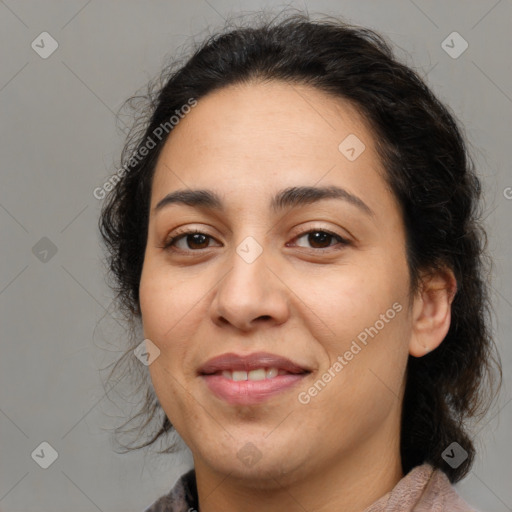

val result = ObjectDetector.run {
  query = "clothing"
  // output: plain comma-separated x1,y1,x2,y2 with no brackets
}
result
143,462,479,512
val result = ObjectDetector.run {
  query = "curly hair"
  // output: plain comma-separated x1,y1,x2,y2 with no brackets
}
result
98,10,502,483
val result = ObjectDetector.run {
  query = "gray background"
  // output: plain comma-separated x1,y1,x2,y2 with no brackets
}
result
1,1,511,511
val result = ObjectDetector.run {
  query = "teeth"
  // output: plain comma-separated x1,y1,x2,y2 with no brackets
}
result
266,367,278,378
248,368,266,381
220,367,283,381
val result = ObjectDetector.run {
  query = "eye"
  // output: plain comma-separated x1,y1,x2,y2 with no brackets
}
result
162,229,217,251
162,227,349,253
290,229,349,251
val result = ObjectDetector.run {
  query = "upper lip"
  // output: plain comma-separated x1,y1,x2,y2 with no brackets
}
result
198,351,311,375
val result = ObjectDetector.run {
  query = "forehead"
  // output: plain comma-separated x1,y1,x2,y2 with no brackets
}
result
150,80,392,218
158,80,374,160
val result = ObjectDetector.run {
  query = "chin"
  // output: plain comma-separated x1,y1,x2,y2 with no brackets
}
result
199,438,309,485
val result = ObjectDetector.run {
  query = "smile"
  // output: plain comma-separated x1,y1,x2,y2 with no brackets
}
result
217,368,290,381
201,371,310,405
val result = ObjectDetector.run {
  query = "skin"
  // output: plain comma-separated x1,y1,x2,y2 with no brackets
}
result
139,80,456,512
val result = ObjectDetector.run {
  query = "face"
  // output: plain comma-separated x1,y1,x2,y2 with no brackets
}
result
139,81,415,485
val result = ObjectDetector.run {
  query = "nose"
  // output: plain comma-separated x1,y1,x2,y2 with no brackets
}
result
210,241,290,332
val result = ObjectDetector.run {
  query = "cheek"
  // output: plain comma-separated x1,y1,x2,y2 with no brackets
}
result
139,257,197,341
138,257,213,393
140,262,202,433
301,310,410,447
289,257,405,338
291,254,410,398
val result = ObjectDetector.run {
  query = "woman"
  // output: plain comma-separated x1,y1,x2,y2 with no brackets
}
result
99,12,502,512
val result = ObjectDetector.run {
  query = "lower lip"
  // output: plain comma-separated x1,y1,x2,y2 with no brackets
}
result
200,373,309,405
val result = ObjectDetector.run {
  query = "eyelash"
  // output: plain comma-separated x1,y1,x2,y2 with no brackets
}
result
161,227,350,253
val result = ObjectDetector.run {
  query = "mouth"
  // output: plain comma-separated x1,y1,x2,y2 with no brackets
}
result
198,352,312,405
200,371,311,405
198,351,311,376
203,367,309,381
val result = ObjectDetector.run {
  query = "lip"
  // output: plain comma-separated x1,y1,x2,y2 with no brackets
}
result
198,351,312,406
201,373,309,405
198,351,310,375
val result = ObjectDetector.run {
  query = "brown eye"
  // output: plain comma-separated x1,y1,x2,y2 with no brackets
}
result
163,230,216,251
292,229,349,250
181,233,211,250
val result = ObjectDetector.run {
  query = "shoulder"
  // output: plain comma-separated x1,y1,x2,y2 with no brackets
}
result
426,466,481,512
364,463,482,512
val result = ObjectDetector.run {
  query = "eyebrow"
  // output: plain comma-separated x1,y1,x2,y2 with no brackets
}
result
154,185,374,216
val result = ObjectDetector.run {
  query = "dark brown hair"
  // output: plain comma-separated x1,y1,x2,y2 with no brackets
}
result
98,11,502,483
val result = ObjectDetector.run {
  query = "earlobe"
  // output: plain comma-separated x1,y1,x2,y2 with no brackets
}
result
409,268,457,358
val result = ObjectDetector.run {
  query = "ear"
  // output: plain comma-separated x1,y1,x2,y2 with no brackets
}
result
409,267,457,358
